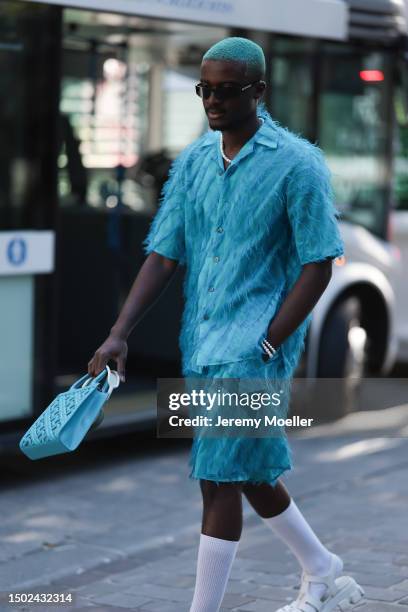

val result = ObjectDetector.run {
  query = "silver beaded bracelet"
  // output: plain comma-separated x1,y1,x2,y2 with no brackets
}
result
261,338,278,359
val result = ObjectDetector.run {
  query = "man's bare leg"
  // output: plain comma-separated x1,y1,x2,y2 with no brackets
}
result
243,479,291,517
200,480,244,540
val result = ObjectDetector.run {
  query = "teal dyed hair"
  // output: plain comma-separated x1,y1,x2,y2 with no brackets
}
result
202,37,265,78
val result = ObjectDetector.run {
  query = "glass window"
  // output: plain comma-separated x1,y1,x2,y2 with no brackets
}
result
318,45,391,239
393,85,408,211
0,2,60,229
59,10,226,213
270,37,316,143
162,67,205,151
270,37,392,240
59,25,151,211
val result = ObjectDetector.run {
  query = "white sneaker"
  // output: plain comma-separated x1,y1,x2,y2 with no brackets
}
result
275,554,365,612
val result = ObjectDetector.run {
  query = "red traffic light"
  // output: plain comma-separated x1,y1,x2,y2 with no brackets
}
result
359,70,384,82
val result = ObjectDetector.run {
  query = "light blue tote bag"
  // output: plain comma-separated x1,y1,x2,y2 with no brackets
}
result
19,365,120,460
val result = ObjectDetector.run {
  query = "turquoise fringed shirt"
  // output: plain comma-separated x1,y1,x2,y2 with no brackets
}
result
143,104,345,376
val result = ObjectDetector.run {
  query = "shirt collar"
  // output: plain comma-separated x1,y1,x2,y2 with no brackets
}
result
255,117,279,149
199,114,279,151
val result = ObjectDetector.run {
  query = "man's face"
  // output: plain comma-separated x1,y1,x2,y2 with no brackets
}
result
199,59,264,131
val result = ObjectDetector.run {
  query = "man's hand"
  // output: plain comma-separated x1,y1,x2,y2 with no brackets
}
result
88,334,128,382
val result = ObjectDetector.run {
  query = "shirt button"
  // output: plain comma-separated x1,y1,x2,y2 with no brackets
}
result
218,169,223,176
203,314,210,321
213,256,220,263
208,287,215,293
216,227,224,233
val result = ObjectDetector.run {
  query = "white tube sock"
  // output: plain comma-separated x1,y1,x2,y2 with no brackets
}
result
261,498,332,574
189,533,239,612
261,498,342,607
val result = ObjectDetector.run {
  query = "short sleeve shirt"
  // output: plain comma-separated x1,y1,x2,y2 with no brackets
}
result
142,105,345,377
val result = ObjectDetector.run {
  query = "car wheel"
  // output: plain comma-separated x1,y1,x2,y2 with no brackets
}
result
315,296,369,419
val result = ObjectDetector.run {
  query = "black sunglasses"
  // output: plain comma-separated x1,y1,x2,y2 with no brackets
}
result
195,80,264,101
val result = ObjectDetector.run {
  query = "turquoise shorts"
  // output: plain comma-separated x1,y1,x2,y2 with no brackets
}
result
183,355,294,486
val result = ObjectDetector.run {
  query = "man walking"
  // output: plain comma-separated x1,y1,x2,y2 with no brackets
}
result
88,37,364,612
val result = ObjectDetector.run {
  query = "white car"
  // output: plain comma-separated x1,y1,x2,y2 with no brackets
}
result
390,209,408,363
295,219,401,417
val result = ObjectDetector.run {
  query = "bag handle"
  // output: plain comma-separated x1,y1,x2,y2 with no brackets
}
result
101,365,121,399
70,368,106,391
81,365,120,399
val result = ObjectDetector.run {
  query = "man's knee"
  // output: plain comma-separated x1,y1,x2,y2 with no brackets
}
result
200,479,244,501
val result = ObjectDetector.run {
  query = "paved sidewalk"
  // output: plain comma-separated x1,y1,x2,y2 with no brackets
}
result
1,405,408,612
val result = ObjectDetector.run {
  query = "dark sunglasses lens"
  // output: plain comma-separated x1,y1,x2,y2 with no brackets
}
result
196,85,211,99
216,86,240,100
195,84,241,100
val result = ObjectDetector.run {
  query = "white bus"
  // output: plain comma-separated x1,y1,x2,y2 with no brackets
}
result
0,0,406,444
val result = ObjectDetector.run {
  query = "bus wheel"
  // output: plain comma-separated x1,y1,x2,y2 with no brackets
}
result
316,296,368,419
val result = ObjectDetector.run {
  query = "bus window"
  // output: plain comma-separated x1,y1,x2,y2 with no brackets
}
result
318,45,391,240
270,37,316,143
270,37,392,241
59,11,225,214
59,18,151,213
394,85,408,211
0,2,60,230
162,67,205,152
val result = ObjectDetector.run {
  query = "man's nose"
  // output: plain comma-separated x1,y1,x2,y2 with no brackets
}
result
206,91,223,107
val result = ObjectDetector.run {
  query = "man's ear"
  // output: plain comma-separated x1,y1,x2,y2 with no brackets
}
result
254,80,266,100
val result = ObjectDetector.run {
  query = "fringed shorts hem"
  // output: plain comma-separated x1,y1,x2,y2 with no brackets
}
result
188,464,292,487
